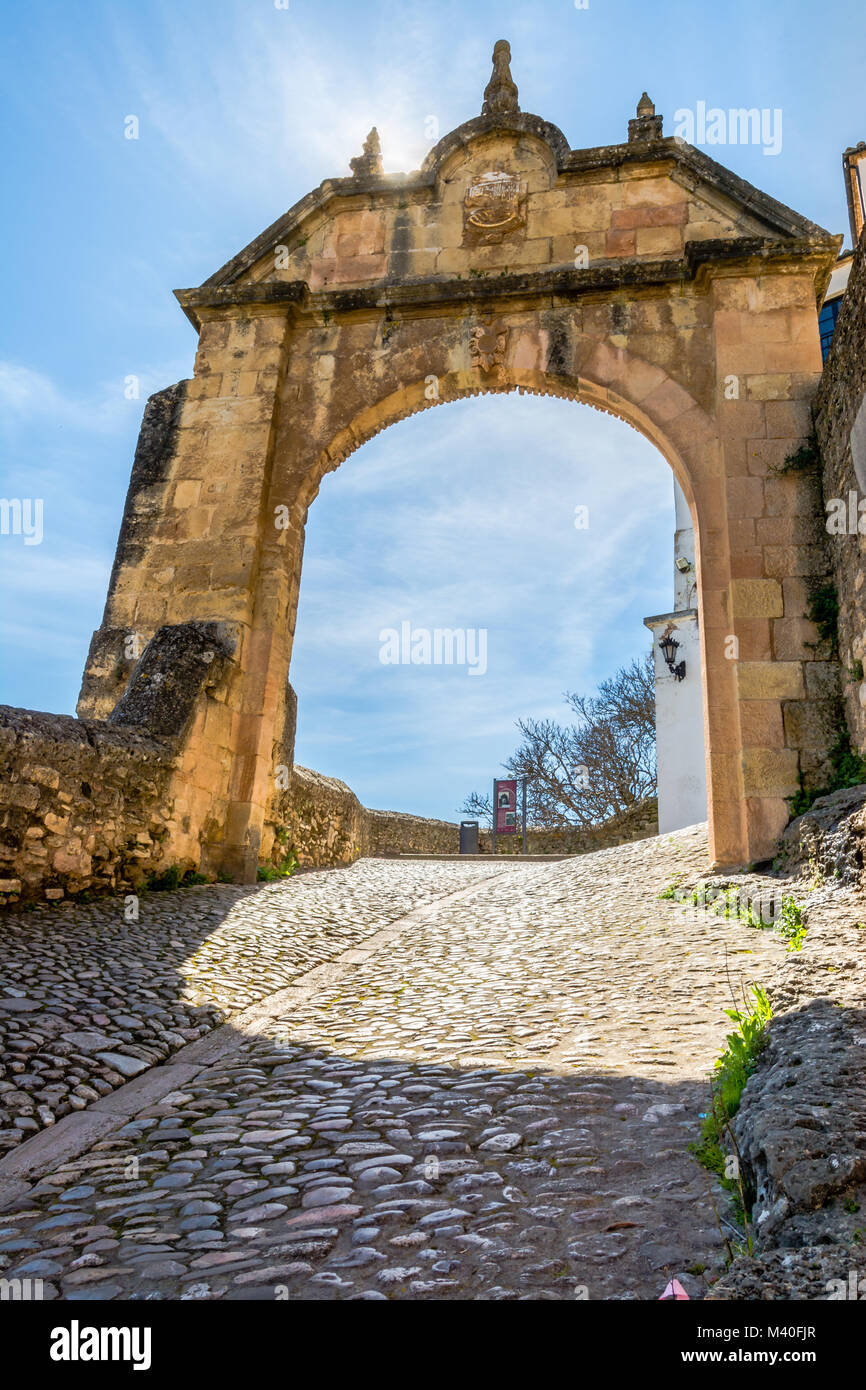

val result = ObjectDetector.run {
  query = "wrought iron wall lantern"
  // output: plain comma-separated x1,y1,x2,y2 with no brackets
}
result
659,631,686,681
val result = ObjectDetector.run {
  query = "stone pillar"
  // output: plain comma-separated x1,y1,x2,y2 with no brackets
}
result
78,303,297,881
710,263,833,863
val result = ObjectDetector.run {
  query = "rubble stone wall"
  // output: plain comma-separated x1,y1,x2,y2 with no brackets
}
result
478,798,659,855
815,230,866,753
0,706,177,906
364,808,460,857
269,771,659,867
274,766,366,869
1,714,660,906
0,620,239,906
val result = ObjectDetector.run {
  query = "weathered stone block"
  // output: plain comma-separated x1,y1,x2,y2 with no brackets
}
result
741,748,800,797
772,617,819,660
739,701,785,749
782,699,840,751
730,578,783,619
109,622,236,739
804,662,842,701
737,661,805,700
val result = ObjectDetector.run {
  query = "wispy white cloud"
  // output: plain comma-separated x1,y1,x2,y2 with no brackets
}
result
0,359,189,437
0,551,109,597
102,2,447,203
0,357,188,711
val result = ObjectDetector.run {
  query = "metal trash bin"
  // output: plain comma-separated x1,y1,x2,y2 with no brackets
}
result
459,821,479,855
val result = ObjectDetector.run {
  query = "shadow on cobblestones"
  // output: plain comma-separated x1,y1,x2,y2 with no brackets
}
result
1,1033,730,1302
0,862,507,1155
2,833,806,1300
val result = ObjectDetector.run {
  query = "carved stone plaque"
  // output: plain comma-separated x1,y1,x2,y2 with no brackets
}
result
470,320,509,372
463,170,526,247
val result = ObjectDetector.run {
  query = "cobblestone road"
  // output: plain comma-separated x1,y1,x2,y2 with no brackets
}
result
0,830,796,1301
0,862,504,1154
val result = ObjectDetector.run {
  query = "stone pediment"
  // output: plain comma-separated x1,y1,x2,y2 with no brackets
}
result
180,47,838,321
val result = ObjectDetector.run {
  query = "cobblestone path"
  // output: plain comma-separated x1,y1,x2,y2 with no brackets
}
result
0,861,504,1154
0,829,793,1301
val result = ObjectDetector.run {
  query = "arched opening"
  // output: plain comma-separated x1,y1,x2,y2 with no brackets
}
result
289,388,709,839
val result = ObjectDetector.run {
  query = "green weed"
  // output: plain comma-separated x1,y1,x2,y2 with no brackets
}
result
691,982,773,1248
257,850,300,882
778,895,807,952
144,865,208,892
658,879,682,900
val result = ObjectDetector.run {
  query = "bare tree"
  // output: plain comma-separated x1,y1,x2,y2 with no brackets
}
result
460,652,656,829
459,790,493,827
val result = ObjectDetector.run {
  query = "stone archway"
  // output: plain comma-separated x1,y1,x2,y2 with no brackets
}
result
78,42,840,878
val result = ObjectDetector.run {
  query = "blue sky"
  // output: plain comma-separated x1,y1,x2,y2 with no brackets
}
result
1,0,864,818
292,395,671,814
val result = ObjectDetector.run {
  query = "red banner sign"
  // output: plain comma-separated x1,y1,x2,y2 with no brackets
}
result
494,778,518,834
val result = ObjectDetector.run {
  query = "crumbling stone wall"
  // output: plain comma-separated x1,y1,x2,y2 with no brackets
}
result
815,230,866,752
77,382,189,723
268,770,460,866
275,765,366,868
0,707,176,905
0,621,239,905
2,692,658,902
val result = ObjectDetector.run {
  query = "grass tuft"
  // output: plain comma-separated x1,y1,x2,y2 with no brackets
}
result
691,982,772,1249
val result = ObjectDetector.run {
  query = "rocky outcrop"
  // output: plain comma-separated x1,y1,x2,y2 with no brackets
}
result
732,1000,866,1249
707,1244,864,1300
706,790,866,1299
708,997,866,1299
779,783,866,884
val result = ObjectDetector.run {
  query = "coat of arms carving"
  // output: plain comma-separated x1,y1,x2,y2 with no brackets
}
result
470,321,509,373
463,170,526,247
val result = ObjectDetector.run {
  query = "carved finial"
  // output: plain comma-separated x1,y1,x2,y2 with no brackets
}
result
628,93,663,143
482,39,519,116
350,127,384,177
